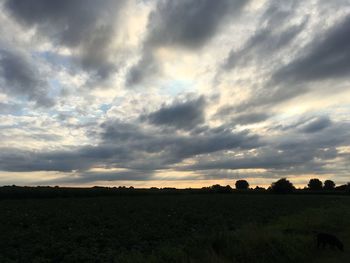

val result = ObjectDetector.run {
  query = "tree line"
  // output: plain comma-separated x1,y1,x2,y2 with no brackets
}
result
0,178,349,198
204,178,350,194
232,178,349,194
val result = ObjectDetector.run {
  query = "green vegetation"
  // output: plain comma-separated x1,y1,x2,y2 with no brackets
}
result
0,193,349,262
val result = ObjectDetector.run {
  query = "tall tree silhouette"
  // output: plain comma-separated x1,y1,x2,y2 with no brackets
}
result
308,178,323,190
271,178,295,194
235,180,249,190
324,180,335,190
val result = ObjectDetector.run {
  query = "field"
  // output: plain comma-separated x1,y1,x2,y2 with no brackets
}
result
0,193,349,262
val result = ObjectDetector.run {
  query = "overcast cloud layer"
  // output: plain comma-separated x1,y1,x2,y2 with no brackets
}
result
0,0,349,187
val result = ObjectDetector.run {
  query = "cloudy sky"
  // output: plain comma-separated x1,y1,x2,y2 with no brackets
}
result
0,0,349,188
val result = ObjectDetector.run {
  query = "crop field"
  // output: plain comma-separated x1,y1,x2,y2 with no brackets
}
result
0,193,349,262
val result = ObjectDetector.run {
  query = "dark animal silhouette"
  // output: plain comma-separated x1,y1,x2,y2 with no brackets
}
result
316,233,344,251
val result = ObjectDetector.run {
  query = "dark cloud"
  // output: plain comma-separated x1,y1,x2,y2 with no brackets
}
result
185,149,313,171
0,102,21,115
218,2,310,112
215,106,270,125
101,119,260,168
127,0,249,85
223,1,305,70
224,22,306,70
126,52,158,87
0,147,86,172
144,96,206,130
171,129,260,161
232,112,270,125
147,0,248,49
259,1,298,27
0,50,54,107
275,115,333,134
221,3,350,116
182,120,350,176
38,170,154,185
0,118,260,176
299,116,332,133
273,15,350,84
233,82,310,113
4,0,125,78
0,143,135,173
277,122,349,152
0,116,348,183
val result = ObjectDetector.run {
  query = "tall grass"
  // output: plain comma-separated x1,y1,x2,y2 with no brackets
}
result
118,203,350,263
185,204,350,263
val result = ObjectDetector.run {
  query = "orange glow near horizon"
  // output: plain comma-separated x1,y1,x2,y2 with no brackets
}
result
27,176,348,190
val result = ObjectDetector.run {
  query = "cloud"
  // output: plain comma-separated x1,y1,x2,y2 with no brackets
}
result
232,112,270,125
223,22,306,70
0,117,260,177
146,0,247,49
273,14,350,84
0,102,21,115
223,0,305,70
215,106,270,125
217,1,310,112
233,27,350,112
144,96,206,130
0,49,54,107
126,52,158,87
299,116,332,133
185,149,313,171
0,0,349,186
221,3,350,115
0,113,348,184
276,115,333,134
4,0,125,78
37,170,155,185
127,0,249,85
101,118,260,168
181,120,350,176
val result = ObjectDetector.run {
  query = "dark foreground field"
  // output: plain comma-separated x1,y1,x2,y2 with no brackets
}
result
1,193,349,262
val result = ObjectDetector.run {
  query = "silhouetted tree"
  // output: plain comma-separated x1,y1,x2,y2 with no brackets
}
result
271,178,295,194
235,180,249,190
324,180,335,190
308,178,323,190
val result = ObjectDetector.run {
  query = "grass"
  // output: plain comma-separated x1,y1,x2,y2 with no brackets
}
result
185,204,350,263
0,193,349,262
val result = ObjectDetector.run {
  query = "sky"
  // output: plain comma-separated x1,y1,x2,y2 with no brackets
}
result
0,0,349,188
